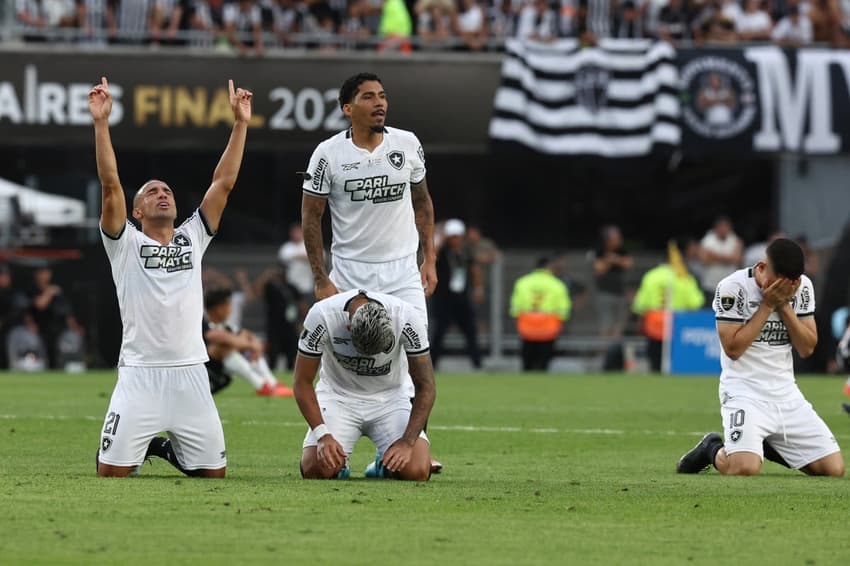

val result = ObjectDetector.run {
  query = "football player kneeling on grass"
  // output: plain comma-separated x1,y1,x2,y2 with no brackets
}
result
294,290,435,480
677,239,844,477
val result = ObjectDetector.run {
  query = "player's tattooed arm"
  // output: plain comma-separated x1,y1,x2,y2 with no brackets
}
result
404,353,437,445
89,76,126,237
302,194,338,299
411,178,438,296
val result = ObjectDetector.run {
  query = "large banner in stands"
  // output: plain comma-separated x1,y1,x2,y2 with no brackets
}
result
677,46,850,156
4,45,850,156
0,50,501,152
666,310,721,376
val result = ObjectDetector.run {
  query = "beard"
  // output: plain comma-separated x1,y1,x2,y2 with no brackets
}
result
369,125,385,134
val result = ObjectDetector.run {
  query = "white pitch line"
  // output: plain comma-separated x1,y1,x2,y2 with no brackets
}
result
3,414,850,440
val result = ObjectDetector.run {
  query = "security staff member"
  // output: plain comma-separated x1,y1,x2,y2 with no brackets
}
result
510,256,571,371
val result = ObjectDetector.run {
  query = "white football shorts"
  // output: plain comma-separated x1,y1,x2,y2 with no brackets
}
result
98,364,226,470
720,394,839,469
302,389,429,457
329,253,426,314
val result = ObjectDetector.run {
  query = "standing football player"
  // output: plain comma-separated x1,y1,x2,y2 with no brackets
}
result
91,76,252,478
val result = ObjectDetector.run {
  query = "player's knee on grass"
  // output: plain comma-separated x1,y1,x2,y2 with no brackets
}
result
300,448,342,480
722,452,762,476
193,467,226,478
396,439,431,482
97,463,137,477
804,453,845,477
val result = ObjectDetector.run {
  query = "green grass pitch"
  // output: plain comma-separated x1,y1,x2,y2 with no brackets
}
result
2,371,850,565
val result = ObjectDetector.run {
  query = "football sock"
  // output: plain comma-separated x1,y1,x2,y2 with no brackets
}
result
252,356,278,386
146,437,204,477
222,352,266,390
762,441,792,469
707,436,725,469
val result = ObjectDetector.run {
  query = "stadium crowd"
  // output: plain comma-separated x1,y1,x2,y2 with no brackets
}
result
10,0,850,51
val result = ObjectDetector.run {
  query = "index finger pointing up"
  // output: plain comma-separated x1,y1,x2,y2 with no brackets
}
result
228,79,235,97
101,76,108,88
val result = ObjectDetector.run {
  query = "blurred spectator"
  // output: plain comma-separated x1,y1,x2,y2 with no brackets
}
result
76,0,116,45
516,0,557,39
271,0,304,44
16,0,47,27
186,0,222,46
796,233,821,281
809,0,838,43
16,0,49,39
632,240,705,372
277,222,314,303
771,4,813,43
224,0,265,55
698,215,743,304
416,0,456,45
584,0,614,41
112,0,152,44
457,0,487,50
430,219,483,370
593,225,633,338
467,224,501,265
684,237,705,289
259,264,301,370
743,230,784,267
0,264,30,369
379,0,413,51
7,312,48,372
149,0,190,45
657,0,692,43
46,0,77,28
510,255,572,372
341,0,372,43
557,0,580,36
612,0,646,38
27,266,82,369
735,0,773,39
489,0,519,39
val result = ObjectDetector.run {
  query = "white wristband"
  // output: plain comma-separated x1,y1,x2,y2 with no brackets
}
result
312,424,329,440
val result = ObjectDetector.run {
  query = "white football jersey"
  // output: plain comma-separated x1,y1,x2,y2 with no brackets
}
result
297,289,430,400
101,210,214,367
301,126,426,263
714,267,815,401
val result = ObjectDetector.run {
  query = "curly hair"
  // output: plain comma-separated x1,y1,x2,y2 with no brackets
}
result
350,301,394,356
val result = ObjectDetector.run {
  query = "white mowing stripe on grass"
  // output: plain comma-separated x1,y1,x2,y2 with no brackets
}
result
4,414,850,441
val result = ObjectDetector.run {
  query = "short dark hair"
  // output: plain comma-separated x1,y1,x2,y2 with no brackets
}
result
338,73,382,110
204,287,233,309
766,238,804,280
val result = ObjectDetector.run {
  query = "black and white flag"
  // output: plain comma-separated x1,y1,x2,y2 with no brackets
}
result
489,39,680,157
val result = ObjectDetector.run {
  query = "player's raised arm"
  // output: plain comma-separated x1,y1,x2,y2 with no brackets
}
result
411,178,438,296
89,77,126,237
200,79,252,233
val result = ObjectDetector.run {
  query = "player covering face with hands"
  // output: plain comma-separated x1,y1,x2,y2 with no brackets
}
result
677,238,844,477
92,76,253,478
294,290,436,481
